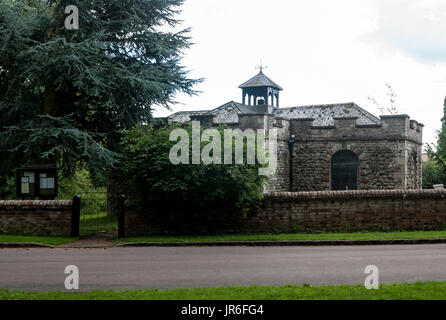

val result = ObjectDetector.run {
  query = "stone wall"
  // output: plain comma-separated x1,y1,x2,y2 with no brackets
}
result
405,140,422,189
266,139,289,192
269,114,423,192
291,139,408,191
123,189,446,236
0,200,73,236
187,112,423,193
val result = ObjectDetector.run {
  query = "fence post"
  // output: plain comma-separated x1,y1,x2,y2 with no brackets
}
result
118,194,126,238
71,195,81,237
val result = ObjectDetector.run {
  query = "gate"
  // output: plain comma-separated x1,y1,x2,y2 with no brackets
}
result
78,192,117,236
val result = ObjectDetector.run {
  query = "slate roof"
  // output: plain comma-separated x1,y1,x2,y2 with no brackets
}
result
211,101,272,114
274,103,381,126
168,102,264,124
238,72,283,90
168,110,208,123
168,102,381,127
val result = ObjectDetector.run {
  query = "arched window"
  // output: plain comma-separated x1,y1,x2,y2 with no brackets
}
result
331,150,360,190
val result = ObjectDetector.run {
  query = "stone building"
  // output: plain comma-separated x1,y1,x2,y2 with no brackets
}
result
167,71,424,192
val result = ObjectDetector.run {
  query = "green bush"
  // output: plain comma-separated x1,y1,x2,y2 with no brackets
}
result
58,169,106,216
422,160,446,189
0,174,16,200
120,124,268,224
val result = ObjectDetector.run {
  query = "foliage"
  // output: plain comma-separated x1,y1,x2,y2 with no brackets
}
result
427,98,446,176
119,230,446,243
3,282,446,300
0,0,200,176
2,115,115,177
120,124,267,227
367,82,399,115
0,235,77,245
422,159,446,189
0,164,104,200
79,213,117,236
0,174,16,200
57,169,106,218
58,171,114,235
58,168,104,199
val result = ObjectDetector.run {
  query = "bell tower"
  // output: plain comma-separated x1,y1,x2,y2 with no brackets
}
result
239,65,283,107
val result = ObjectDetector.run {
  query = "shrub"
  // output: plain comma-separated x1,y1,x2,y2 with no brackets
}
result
120,124,268,223
422,160,446,189
0,174,16,200
58,169,106,216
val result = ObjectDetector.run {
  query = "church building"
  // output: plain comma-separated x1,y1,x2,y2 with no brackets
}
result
167,70,424,192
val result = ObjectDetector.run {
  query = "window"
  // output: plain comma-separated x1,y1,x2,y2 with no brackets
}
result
331,150,359,190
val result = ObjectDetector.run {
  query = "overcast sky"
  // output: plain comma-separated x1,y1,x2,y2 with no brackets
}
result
153,0,446,147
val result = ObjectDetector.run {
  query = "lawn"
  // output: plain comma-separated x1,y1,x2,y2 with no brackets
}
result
1,281,446,300
3,231,446,246
80,212,117,236
0,235,78,246
118,230,446,243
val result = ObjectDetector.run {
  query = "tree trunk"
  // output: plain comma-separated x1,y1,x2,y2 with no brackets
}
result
43,84,57,115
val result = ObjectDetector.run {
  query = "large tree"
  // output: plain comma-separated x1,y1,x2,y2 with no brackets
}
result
427,97,446,185
0,0,199,179
119,124,267,234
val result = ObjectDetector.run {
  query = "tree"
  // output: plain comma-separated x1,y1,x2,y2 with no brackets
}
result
0,0,200,180
120,124,267,233
368,82,399,115
427,97,446,175
422,159,446,189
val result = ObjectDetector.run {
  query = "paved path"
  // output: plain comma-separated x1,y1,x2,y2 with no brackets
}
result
1,244,446,291
58,237,116,248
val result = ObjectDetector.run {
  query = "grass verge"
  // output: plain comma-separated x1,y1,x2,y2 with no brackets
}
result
118,230,446,243
1,282,446,300
0,235,78,246
80,213,117,236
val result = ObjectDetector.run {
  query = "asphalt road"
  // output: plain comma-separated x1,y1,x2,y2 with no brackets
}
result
1,244,446,291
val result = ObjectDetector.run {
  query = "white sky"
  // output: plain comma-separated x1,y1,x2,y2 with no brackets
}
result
153,0,446,147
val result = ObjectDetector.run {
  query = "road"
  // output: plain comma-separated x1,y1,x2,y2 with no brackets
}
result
1,244,446,291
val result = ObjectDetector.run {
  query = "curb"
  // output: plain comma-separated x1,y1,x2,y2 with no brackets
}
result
0,242,55,248
57,245,117,249
117,238,446,247
3,238,446,249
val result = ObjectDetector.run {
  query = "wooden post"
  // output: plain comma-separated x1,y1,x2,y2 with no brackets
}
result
71,195,81,237
118,194,126,238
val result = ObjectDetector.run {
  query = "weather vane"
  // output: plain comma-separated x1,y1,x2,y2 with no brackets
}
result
255,59,268,73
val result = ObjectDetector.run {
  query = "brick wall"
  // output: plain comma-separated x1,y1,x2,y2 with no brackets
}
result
0,200,73,236
124,189,446,236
